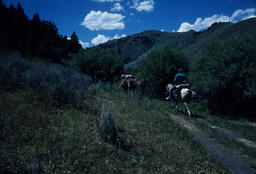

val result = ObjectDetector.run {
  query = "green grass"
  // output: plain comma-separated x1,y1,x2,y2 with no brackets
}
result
0,87,227,174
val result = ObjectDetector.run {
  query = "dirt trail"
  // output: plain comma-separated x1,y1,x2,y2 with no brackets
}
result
168,113,256,174
193,118,256,151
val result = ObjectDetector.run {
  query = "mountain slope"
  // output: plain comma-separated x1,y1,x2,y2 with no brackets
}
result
97,18,256,67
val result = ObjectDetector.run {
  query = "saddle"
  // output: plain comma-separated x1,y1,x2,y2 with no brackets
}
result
175,84,190,89
173,84,190,100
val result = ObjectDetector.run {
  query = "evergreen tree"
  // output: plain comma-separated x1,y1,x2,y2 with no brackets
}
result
0,1,83,62
5,4,18,50
69,31,82,53
0,0,7,48
28,13,41,56
16,3,29,54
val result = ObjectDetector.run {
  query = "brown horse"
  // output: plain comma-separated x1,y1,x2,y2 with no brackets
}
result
120,78,145,94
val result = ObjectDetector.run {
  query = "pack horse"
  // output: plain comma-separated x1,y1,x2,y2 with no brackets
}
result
119,74,145,94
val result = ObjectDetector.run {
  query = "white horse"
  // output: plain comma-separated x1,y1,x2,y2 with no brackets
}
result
166,84,196,116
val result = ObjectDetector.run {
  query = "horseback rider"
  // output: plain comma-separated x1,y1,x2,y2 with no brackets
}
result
166,68,188,100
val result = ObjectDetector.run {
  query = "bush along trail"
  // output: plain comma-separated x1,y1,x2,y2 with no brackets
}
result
164,110,256,174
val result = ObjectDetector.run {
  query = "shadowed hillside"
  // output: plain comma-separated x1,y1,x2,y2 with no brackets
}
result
97,18,256,67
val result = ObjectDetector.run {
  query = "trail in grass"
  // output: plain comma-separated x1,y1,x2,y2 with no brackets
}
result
192,118,256,151
168,113,256,174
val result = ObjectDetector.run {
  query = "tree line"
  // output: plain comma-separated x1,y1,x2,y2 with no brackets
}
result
127,34,256,119
0,0,81,63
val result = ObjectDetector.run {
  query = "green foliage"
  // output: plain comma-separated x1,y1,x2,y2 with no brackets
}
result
72,48,124,82
0,54,92,106
189,34,256,117
131,46,188,98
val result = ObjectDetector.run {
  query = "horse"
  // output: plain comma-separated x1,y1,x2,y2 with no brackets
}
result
120,77,145,95
120,78,137,92
166,84,196,116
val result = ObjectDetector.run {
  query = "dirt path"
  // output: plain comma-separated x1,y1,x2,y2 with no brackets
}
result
168,113,256,174
193,118,256,151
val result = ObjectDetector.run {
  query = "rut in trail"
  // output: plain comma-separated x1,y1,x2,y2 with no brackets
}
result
168,113,256,174
193,118,256,152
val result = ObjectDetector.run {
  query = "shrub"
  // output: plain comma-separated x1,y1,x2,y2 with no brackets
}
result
131,46,188,98
98,106,118,144
72,48,123,82
0,54,29,88
189,34,256,118
0,54,92,105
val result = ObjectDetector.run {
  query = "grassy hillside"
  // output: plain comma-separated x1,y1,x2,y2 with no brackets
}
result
97,18,256,66
1,53,256,173
0,53,228,173
0,85,228,174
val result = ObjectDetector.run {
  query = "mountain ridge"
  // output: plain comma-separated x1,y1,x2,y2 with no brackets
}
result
96,18,256,67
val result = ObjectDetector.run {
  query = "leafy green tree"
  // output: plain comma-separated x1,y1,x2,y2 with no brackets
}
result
72,48,123,82
189,34,256,117
131,46,188,98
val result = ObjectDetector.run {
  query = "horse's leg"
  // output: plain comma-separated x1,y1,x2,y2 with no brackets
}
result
173,101,178,112
184,102,191,117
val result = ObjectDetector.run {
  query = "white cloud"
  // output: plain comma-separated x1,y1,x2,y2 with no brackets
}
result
79,40,90,48
160,29,164,32
230,8,256,22
91,34,126,45
92,0,122,2
178,15,230,32
81,11,125,31
111,3,124,12
131,0,155,12
113,34,127,39
178,8,256,32
91,34,110,45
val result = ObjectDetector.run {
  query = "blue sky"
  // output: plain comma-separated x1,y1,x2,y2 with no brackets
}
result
2,0,256,48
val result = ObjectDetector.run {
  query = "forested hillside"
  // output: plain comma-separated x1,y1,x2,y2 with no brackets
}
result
0,0,81,63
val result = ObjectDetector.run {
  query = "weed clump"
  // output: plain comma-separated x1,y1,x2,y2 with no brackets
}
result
98,106,118,144
0,105,12,142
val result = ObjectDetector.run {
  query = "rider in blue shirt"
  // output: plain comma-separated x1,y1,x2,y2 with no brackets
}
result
167,68,187,100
